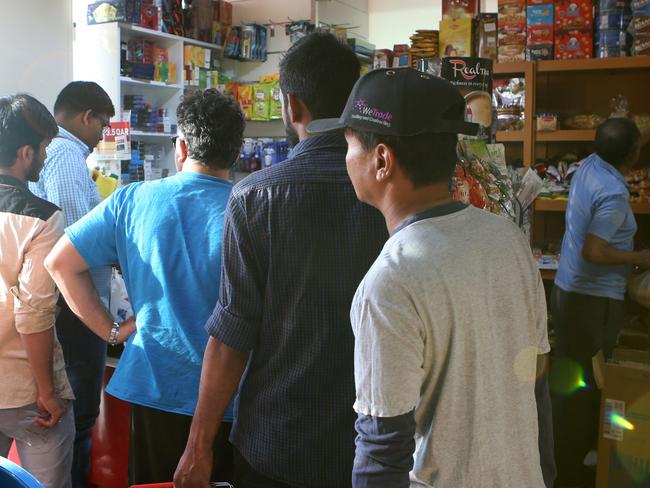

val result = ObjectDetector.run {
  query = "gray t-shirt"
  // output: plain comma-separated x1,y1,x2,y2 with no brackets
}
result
352,205,549,488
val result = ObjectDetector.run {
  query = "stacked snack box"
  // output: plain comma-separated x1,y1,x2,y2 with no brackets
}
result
498,0,527,62
554,0,594,59
439,0,480,57
596,0,632,57
475,13,499,59
527,1,555,59
632,0,650,55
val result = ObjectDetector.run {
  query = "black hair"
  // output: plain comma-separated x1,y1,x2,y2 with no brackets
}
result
279,32,360,119
0,94,58,167
53,81,115,118
348,129,459,187
176,88,245,169
595,117,641,168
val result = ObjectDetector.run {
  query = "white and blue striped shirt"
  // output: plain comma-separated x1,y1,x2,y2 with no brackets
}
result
30,126,111,304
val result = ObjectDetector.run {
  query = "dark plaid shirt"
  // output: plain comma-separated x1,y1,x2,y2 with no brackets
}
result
205,133,388,487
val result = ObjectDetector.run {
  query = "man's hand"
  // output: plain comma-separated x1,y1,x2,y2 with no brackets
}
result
34,392,67,428
173,444,213,488
117,316,137,344
635,249,650,270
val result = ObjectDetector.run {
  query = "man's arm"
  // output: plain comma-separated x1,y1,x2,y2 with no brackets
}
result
45,235,134,343
174,338,249,487
583,233,650,268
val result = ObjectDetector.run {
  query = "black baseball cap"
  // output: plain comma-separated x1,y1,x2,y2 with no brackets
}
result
307,68,479,136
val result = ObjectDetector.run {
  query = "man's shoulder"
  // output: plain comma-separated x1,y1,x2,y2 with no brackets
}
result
0,186,60,222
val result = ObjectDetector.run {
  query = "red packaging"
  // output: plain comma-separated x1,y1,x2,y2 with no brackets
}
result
527,0,550,4
554,29,593,59
219,1,232,25
140,4,159,31
554,0,593,31
443,0,480,19
527,24,554,44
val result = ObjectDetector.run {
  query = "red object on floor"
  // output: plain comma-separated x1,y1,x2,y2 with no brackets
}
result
89,365,131,488
8,442,19,464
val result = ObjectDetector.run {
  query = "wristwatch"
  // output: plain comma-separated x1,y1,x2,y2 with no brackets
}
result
108,321,120,346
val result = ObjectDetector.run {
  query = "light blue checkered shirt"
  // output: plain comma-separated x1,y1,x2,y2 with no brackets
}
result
30,126,111,305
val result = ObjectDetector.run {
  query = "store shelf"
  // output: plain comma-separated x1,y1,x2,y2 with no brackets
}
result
119,23,180,42
91,152,131,161
131,131,174,138
183,38,224,51
537,56,650,72
540,269,557,281
496,130,524,142
536,130,595,142
120,77,182,90
534,198,650,214
493,61,533,75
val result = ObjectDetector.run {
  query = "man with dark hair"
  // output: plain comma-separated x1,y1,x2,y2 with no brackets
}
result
0,94,76,488
45,89,244,485
29,81,116,487
552,117,650,487
308,68,549,487
174,33,387,488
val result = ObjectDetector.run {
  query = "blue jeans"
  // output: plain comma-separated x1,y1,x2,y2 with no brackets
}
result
0,402,75,488
56,299,106,488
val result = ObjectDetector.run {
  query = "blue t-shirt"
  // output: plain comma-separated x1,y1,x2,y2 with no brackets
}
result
555,153,637,300
66,171,235,419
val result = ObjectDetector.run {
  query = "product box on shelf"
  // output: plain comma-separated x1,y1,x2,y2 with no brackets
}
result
140,3,159,30
554,0,594,31
528,24,555,44
88,0,125,24
475,13,499,59
528,43,555,58
440,18,474,57
213,0,233,25
442,0,480,19
499,43,527,60
633,15,650,34
162,0,183,36
527,4,554,24
555,29,594,58
634,34,650,54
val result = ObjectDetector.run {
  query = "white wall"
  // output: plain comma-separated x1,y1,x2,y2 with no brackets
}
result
0,0,73,111
317,0,369,40
369,0,497,49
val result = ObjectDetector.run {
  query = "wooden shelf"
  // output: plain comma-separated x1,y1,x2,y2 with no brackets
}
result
536,130,596,142
534,198,650,214
537,56,650,72
496,131,524,142
494,61,533,75
540,269,557,281
120,77,182,90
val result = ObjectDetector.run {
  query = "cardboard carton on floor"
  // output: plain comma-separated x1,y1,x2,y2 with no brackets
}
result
595,353,650,487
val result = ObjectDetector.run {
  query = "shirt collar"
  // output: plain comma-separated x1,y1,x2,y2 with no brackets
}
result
392,201,468,235
0,174,28,191
590,153,629,188
288,133,347,159
57,126,91,157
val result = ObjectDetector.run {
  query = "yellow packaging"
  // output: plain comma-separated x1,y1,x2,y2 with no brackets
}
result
439,18,474,57
238,84,253,120
169,64,177,84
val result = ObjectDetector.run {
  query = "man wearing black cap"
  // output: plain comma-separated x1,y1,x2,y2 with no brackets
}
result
309,68,549,487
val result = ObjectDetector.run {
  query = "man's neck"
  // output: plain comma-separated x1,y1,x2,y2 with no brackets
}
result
0,168,26,183
380,183,454,234
181,160,230,180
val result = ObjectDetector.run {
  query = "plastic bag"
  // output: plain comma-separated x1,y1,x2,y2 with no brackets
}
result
629,271,650,309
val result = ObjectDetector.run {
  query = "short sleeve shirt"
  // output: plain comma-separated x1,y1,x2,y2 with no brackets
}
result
352,206,548,487
555,153,637,300
66,171,234,418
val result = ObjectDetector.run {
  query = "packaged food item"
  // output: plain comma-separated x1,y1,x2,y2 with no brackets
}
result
537,113,558,131
499,43,527,61
237,84,253,120
564,114,605,129
440,18,474,56
528,44,555,58
600,0,627,10
497,107,525,130
634,34,650,54
633,0,650,14
373,49,394,69
527,24,554,44
269,81,282,120
443,0,480,19
554,0,594,31
251,84,271,121
527,4,554,25
475,14,499,59
555,30,593,59
633,15,650,35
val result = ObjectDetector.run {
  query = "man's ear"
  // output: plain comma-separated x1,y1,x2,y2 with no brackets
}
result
286,94,305,125
15,145,33,165
178,138,189,162
80,109,93,127
374,143,396,182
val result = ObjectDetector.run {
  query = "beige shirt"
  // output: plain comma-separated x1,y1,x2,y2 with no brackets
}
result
0,177,74,408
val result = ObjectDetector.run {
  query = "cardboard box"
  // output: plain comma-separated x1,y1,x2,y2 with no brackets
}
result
527,4,554,25
555,0,593,31
527,43,554,59
443,0,480,19
528,24,554,44
440,18,474,57
555,29,593,59
596,360,650,487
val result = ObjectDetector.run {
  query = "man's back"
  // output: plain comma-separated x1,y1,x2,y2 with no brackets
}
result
66,171,233,415
206,134,388,487
353,206,547,487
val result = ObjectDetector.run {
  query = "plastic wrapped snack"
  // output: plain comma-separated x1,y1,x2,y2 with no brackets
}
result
564,114,605,129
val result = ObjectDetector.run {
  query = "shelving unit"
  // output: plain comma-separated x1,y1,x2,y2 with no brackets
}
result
534,198,650,215
536,130,595,142
495,131,524,142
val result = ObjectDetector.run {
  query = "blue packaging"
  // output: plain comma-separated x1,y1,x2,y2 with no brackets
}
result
597,28,627,46
527,5,554,26
597,11,630,29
